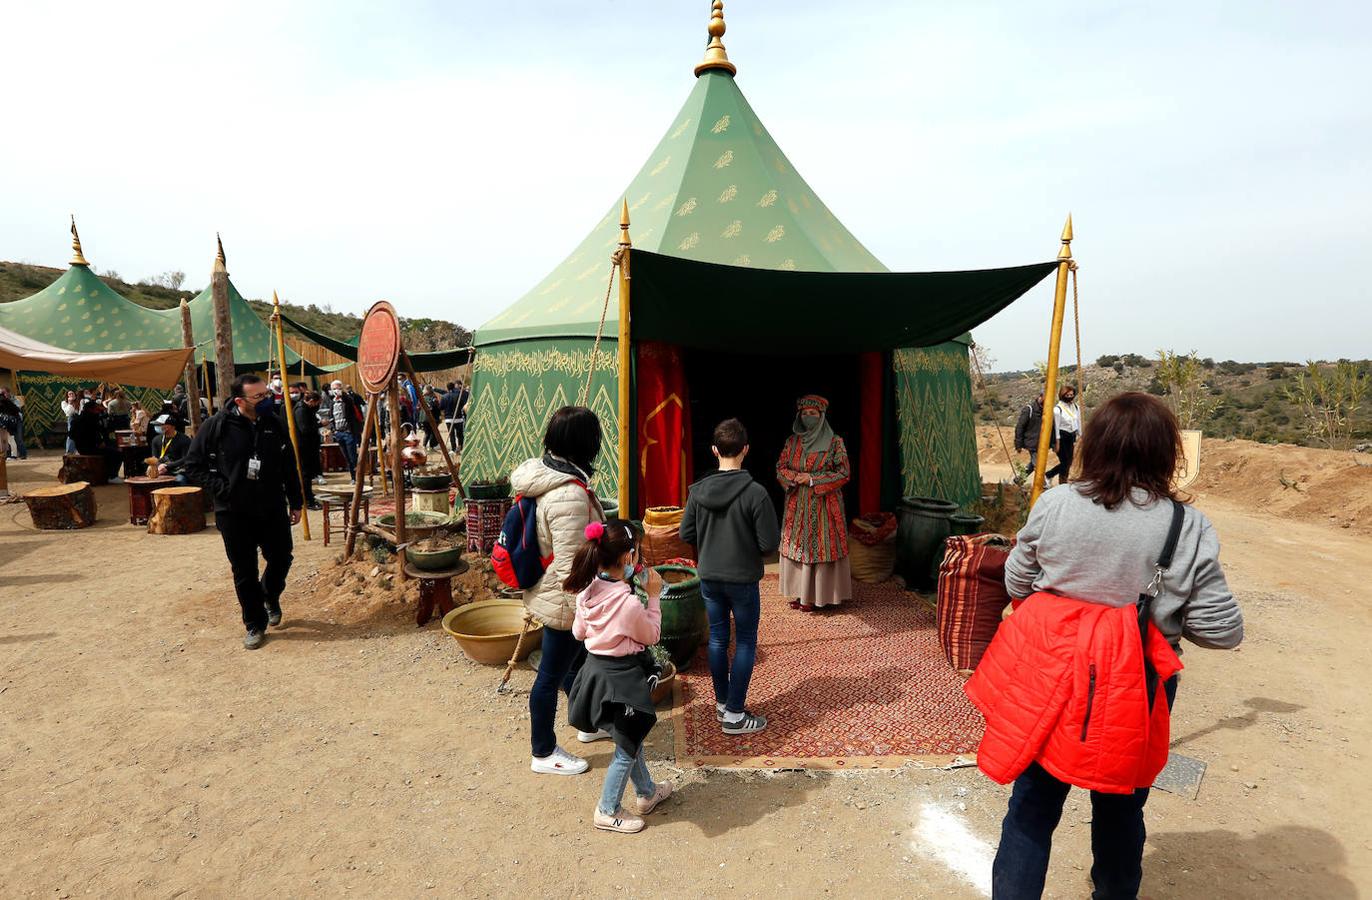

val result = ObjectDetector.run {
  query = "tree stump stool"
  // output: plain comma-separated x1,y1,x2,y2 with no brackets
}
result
147,486,206,535
126,475,178,525
59,453,109,486
24,482,97,530
403,560,469,626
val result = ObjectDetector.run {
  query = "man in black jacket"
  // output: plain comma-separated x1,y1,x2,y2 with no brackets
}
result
184,374,304,650
1013,392,1052,485
293,389,324,510
150,413,192,482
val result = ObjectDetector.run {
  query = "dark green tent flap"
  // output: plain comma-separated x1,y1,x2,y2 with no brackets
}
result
627,252,1058,354
279,312,473,371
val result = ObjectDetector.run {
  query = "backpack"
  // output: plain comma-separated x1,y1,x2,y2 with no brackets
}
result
491,495,554,590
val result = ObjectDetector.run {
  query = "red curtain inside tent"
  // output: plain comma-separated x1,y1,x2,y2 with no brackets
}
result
636,342,692,511
858,352,884,516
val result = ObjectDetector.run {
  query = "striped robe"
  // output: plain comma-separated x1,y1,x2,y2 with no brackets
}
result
777,434,850,564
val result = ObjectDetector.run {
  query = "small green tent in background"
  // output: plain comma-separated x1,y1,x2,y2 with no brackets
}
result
462,4,1052,515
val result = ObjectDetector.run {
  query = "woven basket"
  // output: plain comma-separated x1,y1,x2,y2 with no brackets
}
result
641,506,695,566
849,513,897,584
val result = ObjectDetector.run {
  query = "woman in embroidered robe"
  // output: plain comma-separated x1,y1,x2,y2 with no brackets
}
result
776,395,852,611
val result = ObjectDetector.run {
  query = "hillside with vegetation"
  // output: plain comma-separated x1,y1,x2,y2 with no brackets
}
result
974,349,1371,450
0,260,470,351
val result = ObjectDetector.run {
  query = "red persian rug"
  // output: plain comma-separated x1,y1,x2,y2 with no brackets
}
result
673,576,984,769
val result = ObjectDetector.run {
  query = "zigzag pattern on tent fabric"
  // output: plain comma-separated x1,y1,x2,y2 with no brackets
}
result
13,373,167,441
461,344,621,498
895,347,981,509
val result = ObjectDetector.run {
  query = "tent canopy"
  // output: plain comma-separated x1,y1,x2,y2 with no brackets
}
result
629,252,1057,354
279,312,473,372
0,323,192,389
0,264,185,352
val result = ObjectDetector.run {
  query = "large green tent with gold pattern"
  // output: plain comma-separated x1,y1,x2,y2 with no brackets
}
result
0,226,340,443
462,5,1056,516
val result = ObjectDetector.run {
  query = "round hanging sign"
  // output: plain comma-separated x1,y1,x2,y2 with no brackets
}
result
357,300,402,393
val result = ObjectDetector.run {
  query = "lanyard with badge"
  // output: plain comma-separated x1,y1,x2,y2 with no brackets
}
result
246,423,263,480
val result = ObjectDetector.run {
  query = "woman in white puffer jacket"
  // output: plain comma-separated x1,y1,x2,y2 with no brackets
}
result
510,406,606,776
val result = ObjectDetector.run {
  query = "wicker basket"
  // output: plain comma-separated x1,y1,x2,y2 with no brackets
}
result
849,512,897,584
642,506,695,567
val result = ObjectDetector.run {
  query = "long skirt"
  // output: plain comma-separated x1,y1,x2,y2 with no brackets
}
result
780,555,853,608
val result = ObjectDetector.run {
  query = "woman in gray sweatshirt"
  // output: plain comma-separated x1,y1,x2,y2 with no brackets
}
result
993,391,1243,900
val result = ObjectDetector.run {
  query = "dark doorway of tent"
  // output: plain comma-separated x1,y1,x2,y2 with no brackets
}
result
681,349,865,520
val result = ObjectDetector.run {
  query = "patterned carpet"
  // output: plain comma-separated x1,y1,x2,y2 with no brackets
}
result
674,576,984,769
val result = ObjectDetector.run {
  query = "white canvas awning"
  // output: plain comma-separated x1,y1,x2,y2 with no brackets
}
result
0,324,193,389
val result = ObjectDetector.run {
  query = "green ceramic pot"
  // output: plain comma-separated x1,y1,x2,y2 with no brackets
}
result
634,564,706,669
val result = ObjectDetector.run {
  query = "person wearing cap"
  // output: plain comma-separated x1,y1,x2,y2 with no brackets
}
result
777,395,852,611
151,413,191,483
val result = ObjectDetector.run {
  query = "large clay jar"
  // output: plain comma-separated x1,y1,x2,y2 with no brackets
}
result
635,564,706,670
895,496,959,591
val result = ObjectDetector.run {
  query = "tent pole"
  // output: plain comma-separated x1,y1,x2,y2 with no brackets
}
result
1029,215,1074,508
273,292,311,540
210,234,236,405
616,199,632,516
202,359,214,413
179,299,203,433
389,377,408,581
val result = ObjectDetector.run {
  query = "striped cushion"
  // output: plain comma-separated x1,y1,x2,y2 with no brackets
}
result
936,534,1014,673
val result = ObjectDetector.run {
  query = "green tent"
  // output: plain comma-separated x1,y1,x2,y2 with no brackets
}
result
463,14,1053,513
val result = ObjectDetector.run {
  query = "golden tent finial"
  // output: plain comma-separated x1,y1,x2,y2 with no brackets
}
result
695,0,737,77
69,214,89,266
1058,213,1074,260
619,198,631,248
214,232,228,274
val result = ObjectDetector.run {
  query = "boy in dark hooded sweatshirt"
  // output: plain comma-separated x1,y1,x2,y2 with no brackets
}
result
679,418,781,735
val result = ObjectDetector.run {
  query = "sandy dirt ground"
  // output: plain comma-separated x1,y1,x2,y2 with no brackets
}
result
2,444,1370,898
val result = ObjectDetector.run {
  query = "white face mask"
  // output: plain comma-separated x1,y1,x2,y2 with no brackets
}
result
271,379,282,390
332,389,343,398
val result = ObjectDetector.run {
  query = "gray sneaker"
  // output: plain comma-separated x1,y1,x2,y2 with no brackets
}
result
243,630,267,650
721,710,767,735
264,600,282,627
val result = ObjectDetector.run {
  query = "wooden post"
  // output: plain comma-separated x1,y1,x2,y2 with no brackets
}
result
272,292,311,540
369,400,389,493
202,359,214,413
401,351,464,499
343,392,378,557
388,378,408,580
1029,215,1074,508
616,199,632,516
210,234,235,403
179,299,202,432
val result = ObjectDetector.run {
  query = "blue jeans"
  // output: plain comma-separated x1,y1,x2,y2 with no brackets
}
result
65,416,77,454
11,419,26,458
702,580,761,714
529,624,587,758
598,746,655,815
335,431,358,475
991,677,1177,900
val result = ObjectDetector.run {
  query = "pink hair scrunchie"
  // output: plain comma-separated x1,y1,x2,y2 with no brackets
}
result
584,521,606,542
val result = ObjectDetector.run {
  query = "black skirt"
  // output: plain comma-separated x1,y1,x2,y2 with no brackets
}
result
567,652,658,757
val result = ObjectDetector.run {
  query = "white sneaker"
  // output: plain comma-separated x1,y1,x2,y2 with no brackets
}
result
530,746,589,776
576,729,612,743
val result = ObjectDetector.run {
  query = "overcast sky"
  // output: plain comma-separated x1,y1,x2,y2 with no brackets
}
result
2,1,1367,369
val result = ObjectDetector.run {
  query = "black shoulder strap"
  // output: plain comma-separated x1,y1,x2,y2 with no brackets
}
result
1158,499,1186,570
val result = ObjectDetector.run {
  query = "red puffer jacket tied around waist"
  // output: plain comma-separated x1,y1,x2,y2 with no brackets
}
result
965,592,1183,795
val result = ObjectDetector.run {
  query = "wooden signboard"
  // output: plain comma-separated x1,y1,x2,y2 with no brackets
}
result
357,301,402,394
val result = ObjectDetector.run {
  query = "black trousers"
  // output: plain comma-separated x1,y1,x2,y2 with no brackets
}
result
215,510,293,633
1044,431,1076,483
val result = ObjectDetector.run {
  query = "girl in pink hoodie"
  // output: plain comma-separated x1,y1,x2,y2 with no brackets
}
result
565,519,675,834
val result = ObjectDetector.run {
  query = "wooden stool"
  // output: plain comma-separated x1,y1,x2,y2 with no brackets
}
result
404,560,469,626
320,443,348,473
148,486,206,534
125,475,178,525
24,482,96,529
318,490,372,547
59,453,108,486
411,487,451,516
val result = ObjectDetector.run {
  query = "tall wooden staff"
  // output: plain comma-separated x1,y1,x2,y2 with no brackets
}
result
178,299,203,432
1029,215,1074,508
210,234,235,404
616,199,632,516
272,292,311,540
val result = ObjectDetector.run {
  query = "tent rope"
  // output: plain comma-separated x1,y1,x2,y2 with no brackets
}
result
969,343,1019,478
579,251,622,407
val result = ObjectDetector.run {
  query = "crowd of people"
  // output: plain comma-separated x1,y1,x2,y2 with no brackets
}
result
15,371,1244,894
486,388,1243,897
